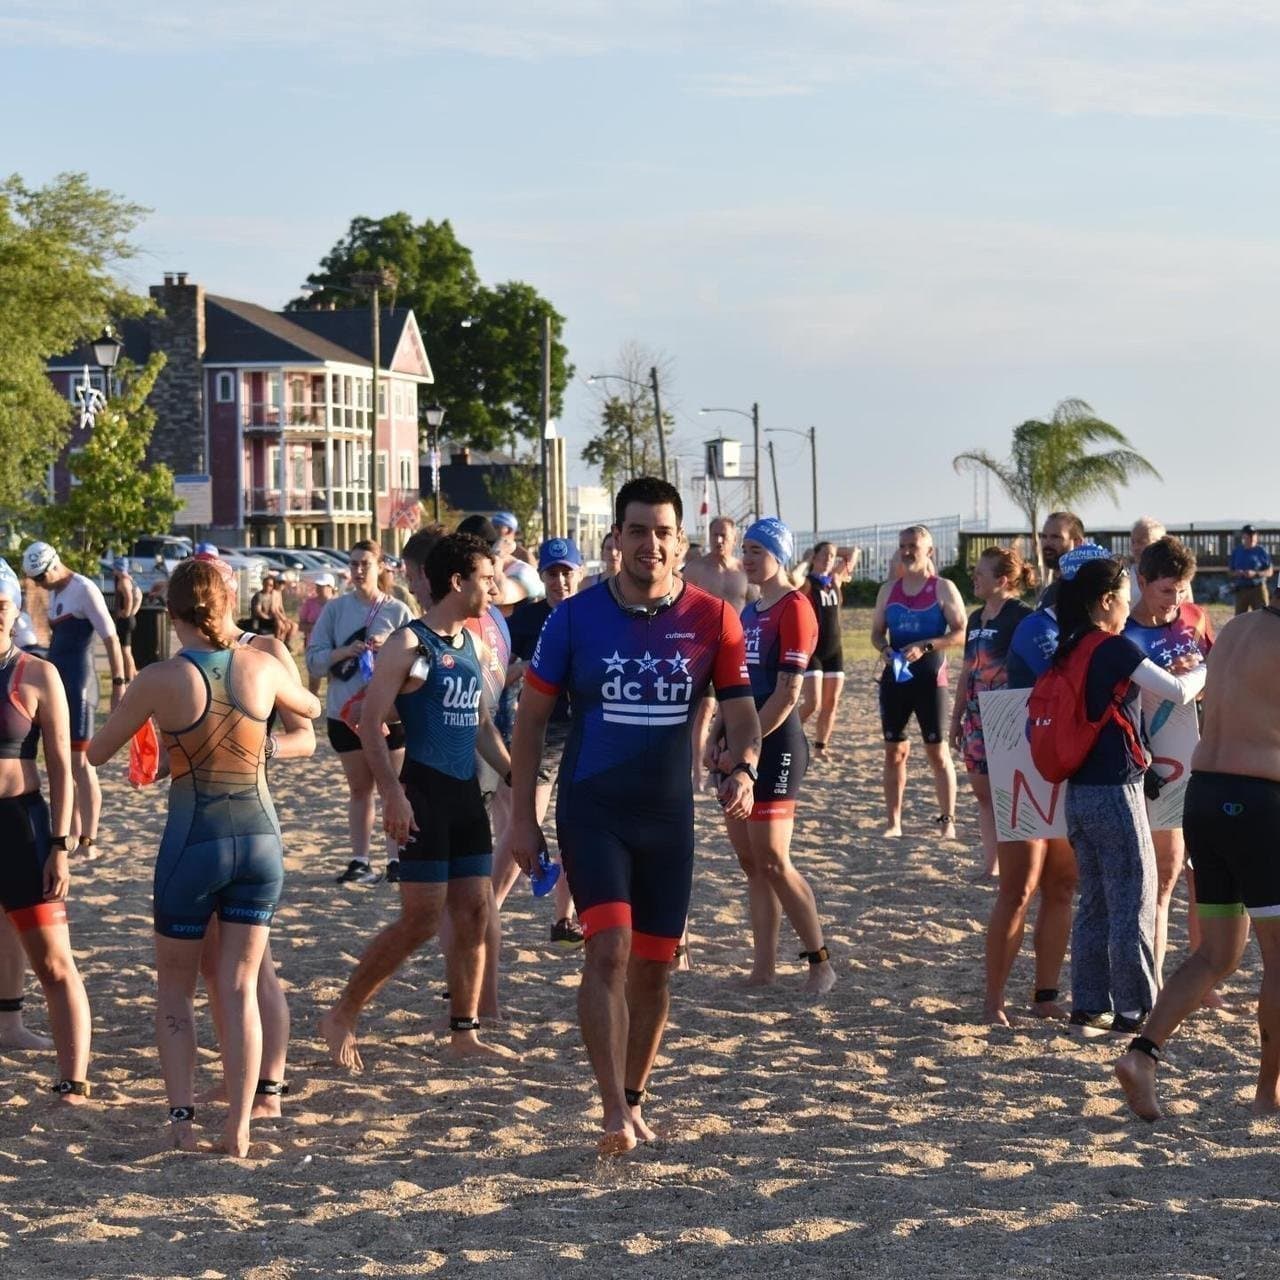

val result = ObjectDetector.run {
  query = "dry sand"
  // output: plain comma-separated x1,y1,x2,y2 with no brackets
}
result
2,652,1277,1279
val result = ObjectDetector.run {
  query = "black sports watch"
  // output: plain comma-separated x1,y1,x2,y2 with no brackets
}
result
111,676,128,686
730,762,758,783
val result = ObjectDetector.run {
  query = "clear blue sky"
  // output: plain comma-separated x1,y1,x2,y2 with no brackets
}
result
6,1,1279,533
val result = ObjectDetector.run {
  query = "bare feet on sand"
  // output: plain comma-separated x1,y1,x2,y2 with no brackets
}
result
744,969,776,988
319,1008,363,1073
983,1002,1012,1028
252,1095,283,1120
1201,988,1227,1010
170,1119,199,1152
1115,1051,1162,1122
1251,1087,1280,1116
803,961,836,997
1031,998,1068,1021
0,1025,54,1050
630,1105,656,1143
882,824,903,839
938,821,957,841
598,1106,638,1156
221,1122,251,1158
445,1032,519,1063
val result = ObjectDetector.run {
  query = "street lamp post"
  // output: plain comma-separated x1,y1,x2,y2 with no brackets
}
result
765,426,819,546
698,403,761,522
351,267,398,546
423,402,447,522
587,371,668,482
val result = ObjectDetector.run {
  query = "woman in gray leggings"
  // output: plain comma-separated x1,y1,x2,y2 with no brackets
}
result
1050,553,1206,1039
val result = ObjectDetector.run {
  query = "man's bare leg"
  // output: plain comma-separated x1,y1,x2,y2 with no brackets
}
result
882,742,909,837
624,955,671,1142
1184,867,1228,1008
319,881,444,1072
1115,913,1249,1122
444,876,515,1061
922,741,957,840
0,913,51,1049
70,752,101,855
1252,920,1280,1114
579,928,636,1154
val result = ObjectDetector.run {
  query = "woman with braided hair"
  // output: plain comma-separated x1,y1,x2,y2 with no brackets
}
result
89,559,319,1156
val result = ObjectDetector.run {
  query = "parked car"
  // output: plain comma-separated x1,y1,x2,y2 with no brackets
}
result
213,547,270,589
309,547,352,568
233,547,304,584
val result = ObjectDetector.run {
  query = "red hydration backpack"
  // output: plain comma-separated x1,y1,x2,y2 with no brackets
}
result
1027,630,1145,784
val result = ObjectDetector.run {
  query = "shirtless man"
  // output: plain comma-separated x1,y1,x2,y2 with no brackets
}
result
1116,602,1280,1121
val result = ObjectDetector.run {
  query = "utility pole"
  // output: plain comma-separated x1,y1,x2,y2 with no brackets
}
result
809,425,819,545
352,267,397,547
540,314,551,541
768,440,781,517
650,366,668,482
752,402,761,523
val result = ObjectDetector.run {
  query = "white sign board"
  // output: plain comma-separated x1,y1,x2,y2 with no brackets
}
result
980,688,1199,842
172,474,212,526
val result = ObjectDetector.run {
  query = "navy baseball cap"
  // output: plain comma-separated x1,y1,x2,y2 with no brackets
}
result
538,537,582,572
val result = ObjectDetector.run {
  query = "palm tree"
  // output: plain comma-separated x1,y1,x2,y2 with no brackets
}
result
953,398,1161,575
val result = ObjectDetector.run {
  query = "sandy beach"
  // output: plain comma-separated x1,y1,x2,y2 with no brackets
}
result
1,646,1276,1280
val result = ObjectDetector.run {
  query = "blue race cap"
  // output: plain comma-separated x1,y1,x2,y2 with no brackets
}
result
0,559,21,606
194,541,218,556
1058,542,1113,581
744,517,794,568
492,511,518,534
538,537,583,572
112,557,128,573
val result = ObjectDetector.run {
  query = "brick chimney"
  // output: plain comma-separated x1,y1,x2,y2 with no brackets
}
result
146,273,206,474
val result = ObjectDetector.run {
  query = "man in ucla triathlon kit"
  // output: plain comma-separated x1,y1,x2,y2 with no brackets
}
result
870,525,966,839
1115,599,1280,1122
508,478,761,1154
320,532,516,1072
22,542,126,860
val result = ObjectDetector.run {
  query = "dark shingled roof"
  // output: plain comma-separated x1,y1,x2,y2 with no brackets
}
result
45,317,155,369
204,296,364,365
285,307,414,368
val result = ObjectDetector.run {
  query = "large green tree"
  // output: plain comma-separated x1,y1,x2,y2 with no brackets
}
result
290,215,571,453
37,355,179,573
0,172,148,513
953,398,1161,574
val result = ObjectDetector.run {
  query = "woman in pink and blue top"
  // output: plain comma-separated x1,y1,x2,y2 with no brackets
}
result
708,518,834,996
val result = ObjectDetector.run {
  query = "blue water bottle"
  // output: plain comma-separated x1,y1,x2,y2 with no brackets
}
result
529,836,561,898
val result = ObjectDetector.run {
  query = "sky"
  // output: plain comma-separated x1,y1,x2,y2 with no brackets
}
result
5,0,1280,536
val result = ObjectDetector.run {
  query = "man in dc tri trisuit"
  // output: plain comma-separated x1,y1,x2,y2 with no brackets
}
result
22,541,127,861
508,477,761,1155
320,532,517,1073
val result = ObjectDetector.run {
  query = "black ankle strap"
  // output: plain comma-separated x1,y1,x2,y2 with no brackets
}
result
0,996,22,1013
1128,1035,1162,1062
798,946,830,966
450,1016,480,1033
169,1105,195,1123
624,1087,645,1108
1034,988,1059,1004
936,814,954,826
255,1080,290,1097
51,1078,91,1098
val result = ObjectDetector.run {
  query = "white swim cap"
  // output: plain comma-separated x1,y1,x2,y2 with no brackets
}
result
21,541,59,578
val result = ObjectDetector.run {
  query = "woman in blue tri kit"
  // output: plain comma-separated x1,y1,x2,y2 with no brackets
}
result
90,559,319,1156
869,525,967,839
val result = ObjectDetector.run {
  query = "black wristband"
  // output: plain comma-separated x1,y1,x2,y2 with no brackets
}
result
111,676,127,686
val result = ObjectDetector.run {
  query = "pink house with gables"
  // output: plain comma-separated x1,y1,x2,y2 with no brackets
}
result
46,274,433,551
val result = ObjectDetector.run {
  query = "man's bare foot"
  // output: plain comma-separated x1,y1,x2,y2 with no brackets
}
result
803,961,836,997
598,1110,637,1156
1031,998,1068,1021
251,1095,282,1120
170,1120,199,1152
983,1002,1012,1027
1115,1050,1162,1122
744,970,776,987
882,824,903,839
938,821,957,841
0,1023,54,1050
446,1033,519,1063
319,1008,363,1073
968,870,998,885
221,1122,250,1158
630,1106,656,1142
1201,988,1227,1010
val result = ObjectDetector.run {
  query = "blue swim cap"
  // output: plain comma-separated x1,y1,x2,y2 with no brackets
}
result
492,512,518,534
194,541,218,556
0,559,21,606
112,556,128,573
1058,543,1112,581
744,517,794,568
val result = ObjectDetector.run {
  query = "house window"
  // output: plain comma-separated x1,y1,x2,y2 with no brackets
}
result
398,452,415,491
290,448,307,492
376,451,388,494
216,372,235,403
266,446,283,492
377,383,387,417
402,383,416,421
267,374,281,407
66,371,105,403
67,446,84,487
